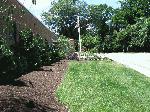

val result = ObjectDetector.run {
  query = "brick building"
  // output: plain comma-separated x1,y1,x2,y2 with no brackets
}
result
0,0,56,44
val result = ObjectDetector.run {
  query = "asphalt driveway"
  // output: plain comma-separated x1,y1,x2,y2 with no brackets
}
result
97,53,150,77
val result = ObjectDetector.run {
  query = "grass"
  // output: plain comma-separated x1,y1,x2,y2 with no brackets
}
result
56,60,150,112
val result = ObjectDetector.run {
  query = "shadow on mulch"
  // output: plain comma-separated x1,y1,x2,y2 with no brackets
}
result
35,68,53,72
0,60,68,112
0,97,57,112
0,60,60,86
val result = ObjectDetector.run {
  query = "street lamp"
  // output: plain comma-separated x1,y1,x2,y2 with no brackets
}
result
66,0,81,57
74,15,82,60
76,15,81,53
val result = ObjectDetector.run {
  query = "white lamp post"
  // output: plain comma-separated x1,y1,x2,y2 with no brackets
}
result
77,16,81,53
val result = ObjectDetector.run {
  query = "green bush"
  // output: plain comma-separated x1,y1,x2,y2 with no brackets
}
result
0,29,54,82
17,29,53,69
111,17,150,52
111,31,122,52
52,35,75,59
100,35,114,53
40,40,53,65
129,18,150,51
16,29,39,69
0,28,75,82
81,34,99,52
0,36,17,81
13,55,28,74
0,36,13,57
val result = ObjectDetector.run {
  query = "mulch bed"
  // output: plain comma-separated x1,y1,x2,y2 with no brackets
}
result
0,60,69,112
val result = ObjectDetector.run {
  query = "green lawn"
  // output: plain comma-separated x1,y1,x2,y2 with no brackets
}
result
56,60,150,112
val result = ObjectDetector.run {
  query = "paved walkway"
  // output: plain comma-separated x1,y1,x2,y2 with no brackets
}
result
97,53,150,77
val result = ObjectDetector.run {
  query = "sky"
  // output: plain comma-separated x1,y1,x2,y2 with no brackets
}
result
18,0,120,21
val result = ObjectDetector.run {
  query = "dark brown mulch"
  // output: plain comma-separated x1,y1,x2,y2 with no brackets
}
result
0,60,69,112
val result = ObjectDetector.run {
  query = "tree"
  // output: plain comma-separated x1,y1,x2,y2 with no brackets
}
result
112,0,150,31
129,17,150,51
88,4,114,38
112,17,150,52
32,0,36,4
42,0,89,39
88,4,114,52
111,0,150,52
120,0,150,18
112,9,128,31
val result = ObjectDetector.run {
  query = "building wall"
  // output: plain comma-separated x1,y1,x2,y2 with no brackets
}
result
0,0,56,43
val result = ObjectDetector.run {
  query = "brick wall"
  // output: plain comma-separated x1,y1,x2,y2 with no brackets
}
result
0,0,56,43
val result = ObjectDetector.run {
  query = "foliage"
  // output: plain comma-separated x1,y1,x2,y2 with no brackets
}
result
57,61,150,112
112,17,150,52
16,29,53,69
0,36,13,57
81,34,99,52
42,1,115,53
42,0,150,53
112,9,128,31
111,30,123,52
42,0,89,39
88,4,114,38
102,35,114,52
111,0,150,52
115,27,132,52
0,37,17,81
120,0,150,18
51,35,75,60
1,1,72,82
0,29,55,82
112,0,150,31
129,18,150,51
88,4,114,53
0,1,35,81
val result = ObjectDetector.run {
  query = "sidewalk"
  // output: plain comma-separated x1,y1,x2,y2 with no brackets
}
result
97,53,150,77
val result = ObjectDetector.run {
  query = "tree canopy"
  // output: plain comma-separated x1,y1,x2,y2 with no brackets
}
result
42,0,89,39
42,0,150,52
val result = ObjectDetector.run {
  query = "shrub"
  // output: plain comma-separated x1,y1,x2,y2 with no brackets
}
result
0,36,13,57
81,34,99,52
13,55,28,74
100,35,114,53
0,28,76,82
16,29,53,70
111,17,150,52
52,35,75,59
40,40,53,65
0,36,17,81
0,29,54,82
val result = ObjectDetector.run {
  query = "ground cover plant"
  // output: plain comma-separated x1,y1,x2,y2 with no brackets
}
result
56,60,150,112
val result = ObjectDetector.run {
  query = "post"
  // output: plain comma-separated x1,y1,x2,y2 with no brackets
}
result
77,16,81,58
